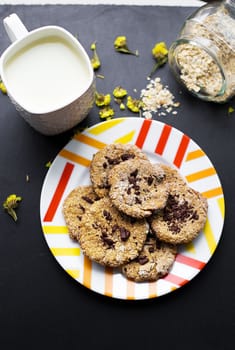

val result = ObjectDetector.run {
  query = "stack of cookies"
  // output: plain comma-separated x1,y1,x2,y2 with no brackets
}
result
63,144,208,282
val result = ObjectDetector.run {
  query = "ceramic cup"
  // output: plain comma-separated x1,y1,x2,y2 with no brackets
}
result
0,13,95,135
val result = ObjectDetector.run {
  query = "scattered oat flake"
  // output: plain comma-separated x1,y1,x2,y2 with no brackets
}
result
140,77,179,119
96,74,105,79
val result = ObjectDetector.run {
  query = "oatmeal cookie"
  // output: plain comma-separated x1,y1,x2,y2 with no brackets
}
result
157,163,186,188
150,184,208,244
90,143,148,198
122,234,177,282
78,197,149,267
108,159,169,218
62,185,99,240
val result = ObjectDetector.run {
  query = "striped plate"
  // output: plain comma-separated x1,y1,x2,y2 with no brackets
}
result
40,117,225,300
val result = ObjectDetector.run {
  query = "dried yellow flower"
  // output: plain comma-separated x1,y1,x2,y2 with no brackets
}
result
126,96,143,113
45,161,52,168
113,86,128,99
152,42,168,60
114,36,138,56
95,92,111,107
90,41,101,70
228,106,234,115
90,42,96,50
99,107,115,120
0,81,7,94
119,102,126,110
3,194,22,222
150,41,168,76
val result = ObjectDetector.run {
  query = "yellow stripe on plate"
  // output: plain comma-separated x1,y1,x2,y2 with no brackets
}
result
203,220,217,255
88,118,126,135
114,130,136,144
50,247,80,256
66,269,80,279
217,196,225,219
43,226,68,234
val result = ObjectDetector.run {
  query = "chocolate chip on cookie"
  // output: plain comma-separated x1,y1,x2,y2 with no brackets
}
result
157,163,186,188
62,185,99,240
78,197,149,267
122,233,177,282
149,184,208,244
90,143,148,198
108,159,169,218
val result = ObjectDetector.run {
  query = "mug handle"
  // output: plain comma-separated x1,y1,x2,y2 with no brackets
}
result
3,13,28,43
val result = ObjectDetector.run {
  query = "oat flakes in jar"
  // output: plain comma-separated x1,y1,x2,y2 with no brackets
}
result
168,0,235,103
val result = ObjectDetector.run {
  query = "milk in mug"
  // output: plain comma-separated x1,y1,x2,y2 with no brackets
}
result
3,35,91,113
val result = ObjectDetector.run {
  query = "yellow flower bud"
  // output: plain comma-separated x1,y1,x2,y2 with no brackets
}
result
152,42,168,60
113,86,127,99
126,96,142,113
95,92,111,107
99,107,115,120
0,81,7,94
3,194,22,222
114,36,138,56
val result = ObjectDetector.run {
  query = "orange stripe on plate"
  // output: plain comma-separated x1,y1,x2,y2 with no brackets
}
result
155,124,172,155
186,149,205,161
174,134,190,168
175,254,206,270
74,133,107,149
59,149,91,167
135,119,152,148
126,279,135,300
104,267,113,297
163,273,189,287
202,187,223,199
83,256,92,289
185,167,216,183
43,162,74,222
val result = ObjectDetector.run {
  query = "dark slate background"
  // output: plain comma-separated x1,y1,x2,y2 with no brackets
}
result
0,5,234,350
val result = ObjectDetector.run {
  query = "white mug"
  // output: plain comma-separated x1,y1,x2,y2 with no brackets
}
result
0,14,95,135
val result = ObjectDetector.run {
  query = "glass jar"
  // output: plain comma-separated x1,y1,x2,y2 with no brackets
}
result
168,0,235,103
